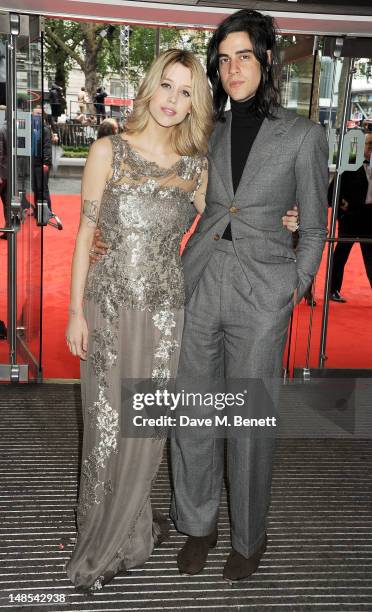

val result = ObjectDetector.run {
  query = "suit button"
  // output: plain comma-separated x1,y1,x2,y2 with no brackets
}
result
213,233,220,241
229,206,238,214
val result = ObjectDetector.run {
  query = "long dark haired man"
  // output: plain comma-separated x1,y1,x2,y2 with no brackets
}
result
170,9,329,582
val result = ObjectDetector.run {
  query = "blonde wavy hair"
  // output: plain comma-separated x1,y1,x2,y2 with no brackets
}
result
125,49,213,156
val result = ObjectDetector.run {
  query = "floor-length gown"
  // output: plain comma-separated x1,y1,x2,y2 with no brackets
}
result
66,134,205,590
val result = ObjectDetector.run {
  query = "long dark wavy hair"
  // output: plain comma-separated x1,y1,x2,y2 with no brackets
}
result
207,9,281,122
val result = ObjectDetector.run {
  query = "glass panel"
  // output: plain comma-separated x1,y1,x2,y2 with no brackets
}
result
0,34,7,366
15,28,43,380
280,35,315,118
289,53,372,374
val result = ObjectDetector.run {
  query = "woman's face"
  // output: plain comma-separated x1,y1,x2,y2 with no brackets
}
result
148,62,192,129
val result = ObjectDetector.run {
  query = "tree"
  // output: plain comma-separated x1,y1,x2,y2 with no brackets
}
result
45,21,327,120
43,19,79,110
44,19,213,103
127,27,212,87
127,27,182,87
44,20,118,110
179,28,212,63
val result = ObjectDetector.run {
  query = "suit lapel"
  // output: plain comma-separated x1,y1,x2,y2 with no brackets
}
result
234,109,295,203
210,112,234,201
209,106,297,203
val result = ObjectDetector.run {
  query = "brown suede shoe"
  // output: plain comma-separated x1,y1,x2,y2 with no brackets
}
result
223,533,267,582
177,527,218,575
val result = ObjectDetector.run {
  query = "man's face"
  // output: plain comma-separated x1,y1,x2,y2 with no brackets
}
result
364,133,372,162
218,31,263,102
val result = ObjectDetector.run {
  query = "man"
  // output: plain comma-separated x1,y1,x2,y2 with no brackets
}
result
170,9,328,582
31,107,53,212
329,131,372,302
93,86,107,125
31,107,63,230
77,86,88,116
48,84,63,124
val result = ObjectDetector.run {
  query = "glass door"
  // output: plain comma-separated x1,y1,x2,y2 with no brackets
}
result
287,36,372,378
0,13,44,382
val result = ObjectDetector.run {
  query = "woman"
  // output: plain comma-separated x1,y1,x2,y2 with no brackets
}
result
65,49,298,591
65,49,213,591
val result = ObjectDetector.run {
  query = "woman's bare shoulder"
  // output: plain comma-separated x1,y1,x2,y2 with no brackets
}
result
87,136,115,166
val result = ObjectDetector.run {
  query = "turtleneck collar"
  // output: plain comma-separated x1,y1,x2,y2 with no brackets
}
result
230,95,257,118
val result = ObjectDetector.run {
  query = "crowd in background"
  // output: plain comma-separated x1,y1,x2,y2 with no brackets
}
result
49,83,129,129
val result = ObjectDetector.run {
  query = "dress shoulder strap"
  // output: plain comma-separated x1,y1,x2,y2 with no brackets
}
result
189,155,208,202
110,134,126,181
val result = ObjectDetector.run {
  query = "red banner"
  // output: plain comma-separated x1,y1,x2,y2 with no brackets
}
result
104,97,133,107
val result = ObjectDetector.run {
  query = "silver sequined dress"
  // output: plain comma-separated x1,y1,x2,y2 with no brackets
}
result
66,135,206,590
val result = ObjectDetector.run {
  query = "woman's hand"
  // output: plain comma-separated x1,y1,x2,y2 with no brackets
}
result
89,228,109,263
66,309,89,360
282,205,299,232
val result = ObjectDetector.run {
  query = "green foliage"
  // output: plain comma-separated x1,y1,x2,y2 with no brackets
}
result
128,27,180,87
63,145,89,152
62,151,88,158
62,145,89,158
44,20,213,95
96,27,121,77
44,19,81,89
127,27,212,88
44,19,115,103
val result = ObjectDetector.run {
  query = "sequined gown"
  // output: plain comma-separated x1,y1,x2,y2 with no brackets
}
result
66,135,205,590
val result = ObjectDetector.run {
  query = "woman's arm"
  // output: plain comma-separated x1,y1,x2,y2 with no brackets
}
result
66,137,112,359
193,160,208,215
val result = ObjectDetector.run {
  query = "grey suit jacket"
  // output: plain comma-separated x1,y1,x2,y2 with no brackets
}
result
182,106,329,311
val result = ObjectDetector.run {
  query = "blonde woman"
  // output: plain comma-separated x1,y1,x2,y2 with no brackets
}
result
65,49,212,591
65,49,298,590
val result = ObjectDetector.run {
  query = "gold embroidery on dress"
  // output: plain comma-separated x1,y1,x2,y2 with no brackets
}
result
84,137,203,313
77,385,118,528
152,301,179,387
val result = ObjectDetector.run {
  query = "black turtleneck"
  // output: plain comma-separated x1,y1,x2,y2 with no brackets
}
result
222,96,264,240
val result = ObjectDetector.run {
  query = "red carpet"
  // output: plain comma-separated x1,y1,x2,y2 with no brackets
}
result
286,239,372,372
1,197,371,378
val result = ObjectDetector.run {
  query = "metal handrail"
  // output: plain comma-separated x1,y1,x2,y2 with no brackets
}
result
325,236,372,243
318,57,355,369
54,123,97,147
6,15,19,373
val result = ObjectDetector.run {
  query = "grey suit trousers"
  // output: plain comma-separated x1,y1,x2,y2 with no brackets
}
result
170,241,293,558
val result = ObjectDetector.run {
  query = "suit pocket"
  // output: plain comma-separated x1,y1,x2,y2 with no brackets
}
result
251,242,297,263
268,249,297,262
